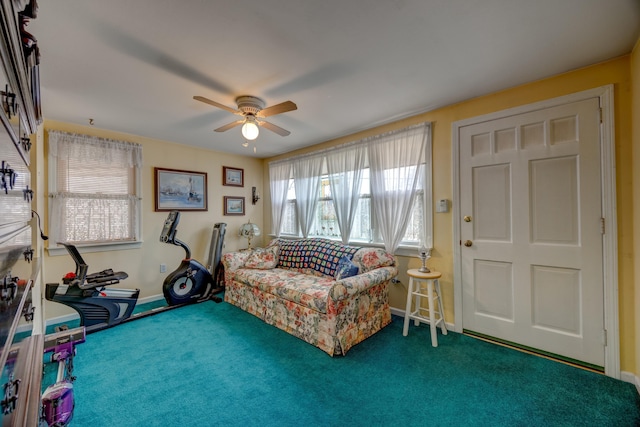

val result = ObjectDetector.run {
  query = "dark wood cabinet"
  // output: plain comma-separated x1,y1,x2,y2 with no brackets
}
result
0,0,43,425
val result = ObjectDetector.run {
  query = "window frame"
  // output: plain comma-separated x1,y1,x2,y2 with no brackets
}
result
46,134,143,256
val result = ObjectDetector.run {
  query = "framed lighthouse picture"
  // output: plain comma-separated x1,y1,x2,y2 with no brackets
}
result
154,167,208,211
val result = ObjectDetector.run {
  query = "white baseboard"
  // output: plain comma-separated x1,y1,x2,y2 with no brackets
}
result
138,294,166,305
46,313,79,327
390,306,404,318
620,371,640,395
15,312,82,335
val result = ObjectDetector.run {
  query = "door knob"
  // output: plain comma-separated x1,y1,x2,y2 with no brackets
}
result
463,215,472,222
464,240,473,247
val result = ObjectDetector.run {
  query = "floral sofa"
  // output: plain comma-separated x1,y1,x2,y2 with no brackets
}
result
222,238,398,356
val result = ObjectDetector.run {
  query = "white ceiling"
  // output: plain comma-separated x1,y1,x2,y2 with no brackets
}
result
29,0,640,158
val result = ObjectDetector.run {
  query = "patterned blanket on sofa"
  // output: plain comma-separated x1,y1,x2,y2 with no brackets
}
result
275,238,360,277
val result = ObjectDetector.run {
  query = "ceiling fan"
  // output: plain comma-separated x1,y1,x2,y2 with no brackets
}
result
193,95,297,140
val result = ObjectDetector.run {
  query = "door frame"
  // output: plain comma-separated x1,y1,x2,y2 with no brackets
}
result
451,85,619,378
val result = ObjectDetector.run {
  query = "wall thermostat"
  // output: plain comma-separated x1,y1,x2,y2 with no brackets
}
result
436,199,449,213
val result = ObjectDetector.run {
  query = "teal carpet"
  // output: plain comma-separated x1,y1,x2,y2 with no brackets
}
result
49,301,640,426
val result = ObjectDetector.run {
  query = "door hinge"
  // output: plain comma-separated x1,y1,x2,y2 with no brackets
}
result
599,107,603,124
602,329,607,346
600,217,605,234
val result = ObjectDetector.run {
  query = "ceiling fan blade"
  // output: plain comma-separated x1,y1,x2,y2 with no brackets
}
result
214,120,243,132
193,96,240,115
258,120,291,137
257,100,297,118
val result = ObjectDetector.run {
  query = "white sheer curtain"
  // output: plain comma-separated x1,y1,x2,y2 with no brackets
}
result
268,160,293,236
326,143,367,243
292,154,324,237
48,131,143,167
369,123,427,253
48,130,142,245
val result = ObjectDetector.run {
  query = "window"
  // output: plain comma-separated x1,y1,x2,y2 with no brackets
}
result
281,168,425,246
271,123,432,253
47,130,142,254
280,179,298,236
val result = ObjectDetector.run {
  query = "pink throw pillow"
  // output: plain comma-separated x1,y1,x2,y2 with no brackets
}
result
243,246,279,269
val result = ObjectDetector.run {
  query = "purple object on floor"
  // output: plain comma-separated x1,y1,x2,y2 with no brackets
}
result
41,380,74,426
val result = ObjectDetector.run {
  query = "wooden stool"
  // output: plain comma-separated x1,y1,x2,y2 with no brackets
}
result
403,269,447,347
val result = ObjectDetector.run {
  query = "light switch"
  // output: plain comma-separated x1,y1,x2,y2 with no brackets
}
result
436,199,449,213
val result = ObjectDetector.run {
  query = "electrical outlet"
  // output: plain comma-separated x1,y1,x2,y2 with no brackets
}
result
160,263,166,273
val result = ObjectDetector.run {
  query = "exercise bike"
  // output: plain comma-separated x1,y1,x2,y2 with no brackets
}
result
160,210,226,305
45,211,226,333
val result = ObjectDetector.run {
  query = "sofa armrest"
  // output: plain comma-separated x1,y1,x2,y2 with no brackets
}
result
330,266,398,301
221,251,251,272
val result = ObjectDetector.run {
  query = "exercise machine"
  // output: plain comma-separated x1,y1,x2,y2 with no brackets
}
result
45,211,226,333
161,210,226,305
40,326,85,427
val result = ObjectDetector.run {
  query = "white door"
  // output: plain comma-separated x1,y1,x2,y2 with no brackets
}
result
459,97,604,367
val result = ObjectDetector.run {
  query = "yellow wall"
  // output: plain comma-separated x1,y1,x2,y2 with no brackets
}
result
631,37,640,380
41,120,265,319
265,56,636,373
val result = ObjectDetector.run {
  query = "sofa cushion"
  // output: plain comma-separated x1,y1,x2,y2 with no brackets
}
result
335,256,359,280
275,238,360,278
231,268,334,313
244,245,279,269
351,248,396,273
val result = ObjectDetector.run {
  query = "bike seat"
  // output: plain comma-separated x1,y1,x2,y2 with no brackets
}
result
84,269,129,287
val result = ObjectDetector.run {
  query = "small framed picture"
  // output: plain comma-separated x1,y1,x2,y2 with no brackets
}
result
223,166,244,187
224,196,245,216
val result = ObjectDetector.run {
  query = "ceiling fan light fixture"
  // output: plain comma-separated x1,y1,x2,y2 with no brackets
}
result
194,95,296,138
241,117,259,140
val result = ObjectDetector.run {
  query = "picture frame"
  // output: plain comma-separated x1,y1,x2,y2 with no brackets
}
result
154,167,208,211
223,166,244,187
224,196,245,216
